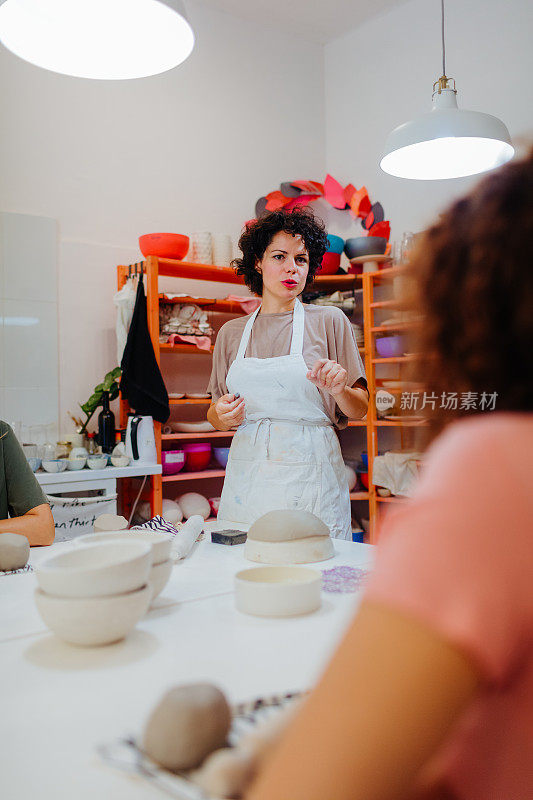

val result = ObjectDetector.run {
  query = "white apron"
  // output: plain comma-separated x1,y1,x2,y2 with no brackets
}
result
217,300,352,540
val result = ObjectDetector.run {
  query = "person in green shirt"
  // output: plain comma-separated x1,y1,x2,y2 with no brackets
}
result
0,421,54,546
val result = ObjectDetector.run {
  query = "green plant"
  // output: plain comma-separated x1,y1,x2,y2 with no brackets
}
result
79,367,121,433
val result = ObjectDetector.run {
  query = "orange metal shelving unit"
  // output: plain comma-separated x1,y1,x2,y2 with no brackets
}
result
117,256,394,533
361,265,427,541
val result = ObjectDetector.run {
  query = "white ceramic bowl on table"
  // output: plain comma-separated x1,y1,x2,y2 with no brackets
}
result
87,454,108,470
76,530,172,565
34,584,152,646
148,559,173,598
42,458,68,473
235,566,322,617
35,541,152,598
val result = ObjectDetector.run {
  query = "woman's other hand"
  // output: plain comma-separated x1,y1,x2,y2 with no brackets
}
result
214,394,246,430
307,359,348,397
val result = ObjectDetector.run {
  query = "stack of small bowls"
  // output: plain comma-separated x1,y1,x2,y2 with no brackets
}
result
318,234,344,276
34,541,153,646
76,531,173,601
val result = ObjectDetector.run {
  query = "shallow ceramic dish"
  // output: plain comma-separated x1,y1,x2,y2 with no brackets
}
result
344,236,387,260
42,458,68,473
139,233,189,260
67,457,87,471
235,566,321,617
375,335,406,358
168,392,185,399
149,558,173,599
111,455,131,468
171,421,216,434
326,234,344,254
87,454,109,470
35,541,152,598
34,583,152,646
184,392,211,399
213,446,230,468
76,531,172,566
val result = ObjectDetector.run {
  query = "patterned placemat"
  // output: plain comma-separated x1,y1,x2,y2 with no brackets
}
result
321,565,369,593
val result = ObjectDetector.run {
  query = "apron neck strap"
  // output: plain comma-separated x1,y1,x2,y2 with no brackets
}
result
235,299,305,361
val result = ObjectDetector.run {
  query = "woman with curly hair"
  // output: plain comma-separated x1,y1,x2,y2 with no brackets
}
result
207,207,368,539
247,153,533,800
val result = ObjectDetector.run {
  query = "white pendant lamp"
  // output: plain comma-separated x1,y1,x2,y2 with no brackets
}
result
0,0,194,80
380,0,513,180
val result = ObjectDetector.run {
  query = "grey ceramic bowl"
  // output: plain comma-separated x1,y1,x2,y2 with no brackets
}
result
344,236,387,260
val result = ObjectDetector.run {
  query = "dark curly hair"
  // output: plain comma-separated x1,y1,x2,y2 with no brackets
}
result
232,207,328,296
406,147,533,441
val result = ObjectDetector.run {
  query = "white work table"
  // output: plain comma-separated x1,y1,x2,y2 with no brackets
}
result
0,531,374,800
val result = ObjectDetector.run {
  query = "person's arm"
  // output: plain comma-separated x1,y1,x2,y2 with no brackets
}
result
0,503,54,546
307,359,368,419
247,600,480,800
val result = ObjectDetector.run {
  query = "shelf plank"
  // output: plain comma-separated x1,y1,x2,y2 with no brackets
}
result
369,265,410,280
371,321,421,333
162,432,234,440
375,419,427,427
372,354,419,364
376,495,405,503
370,299,404,310
347,420,367,427
349,491,369,500
168,398,212,405
159,295,249,314
162,469,226,483
160,343,214,354
156,260,244,284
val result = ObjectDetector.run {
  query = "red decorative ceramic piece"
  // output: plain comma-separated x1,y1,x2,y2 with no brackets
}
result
349,187,372,218
290,180,324,195
317,251,341,275
368,221,391,241
265,191,291,211
139,233,189,260
324,174,347,209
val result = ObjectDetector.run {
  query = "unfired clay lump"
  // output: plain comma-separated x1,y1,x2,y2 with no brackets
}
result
176,493,210,521
0,532,30,571
143,683,231,772
93,514,128,533
248,509,330,542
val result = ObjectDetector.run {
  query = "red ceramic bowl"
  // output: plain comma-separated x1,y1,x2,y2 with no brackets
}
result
183,443,212,472
162,450,185,476
359,471,369,489
139,233,189,260
316,251,341,276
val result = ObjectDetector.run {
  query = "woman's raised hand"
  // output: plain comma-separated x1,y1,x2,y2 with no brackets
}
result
307,359,347,397
215,393,246,429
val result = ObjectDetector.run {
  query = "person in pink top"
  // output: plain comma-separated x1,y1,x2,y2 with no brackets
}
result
247,152,533,800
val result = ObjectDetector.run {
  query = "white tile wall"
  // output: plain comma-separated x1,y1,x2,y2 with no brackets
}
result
0,213,59,437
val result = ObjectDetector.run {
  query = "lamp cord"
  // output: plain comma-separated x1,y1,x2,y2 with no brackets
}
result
441,0,446,76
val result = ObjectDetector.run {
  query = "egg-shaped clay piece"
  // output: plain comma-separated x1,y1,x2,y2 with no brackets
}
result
161,499,183,525
245,509,334,564
137,501,152,522
176,493,211,521
143,684,231,772
93,513,128,533
344,464,357,492
191,747,257,799
0,532,30,571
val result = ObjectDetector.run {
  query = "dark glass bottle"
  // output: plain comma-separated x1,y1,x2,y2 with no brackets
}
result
97,391,116,454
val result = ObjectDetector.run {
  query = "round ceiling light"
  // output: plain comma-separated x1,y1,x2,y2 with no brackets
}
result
0,0,195,80
380,85,514,180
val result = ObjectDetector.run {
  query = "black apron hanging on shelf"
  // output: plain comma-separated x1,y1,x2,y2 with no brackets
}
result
120,277,170,423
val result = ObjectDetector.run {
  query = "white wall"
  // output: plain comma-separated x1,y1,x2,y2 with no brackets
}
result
0,1,325,431
325,0,533,242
